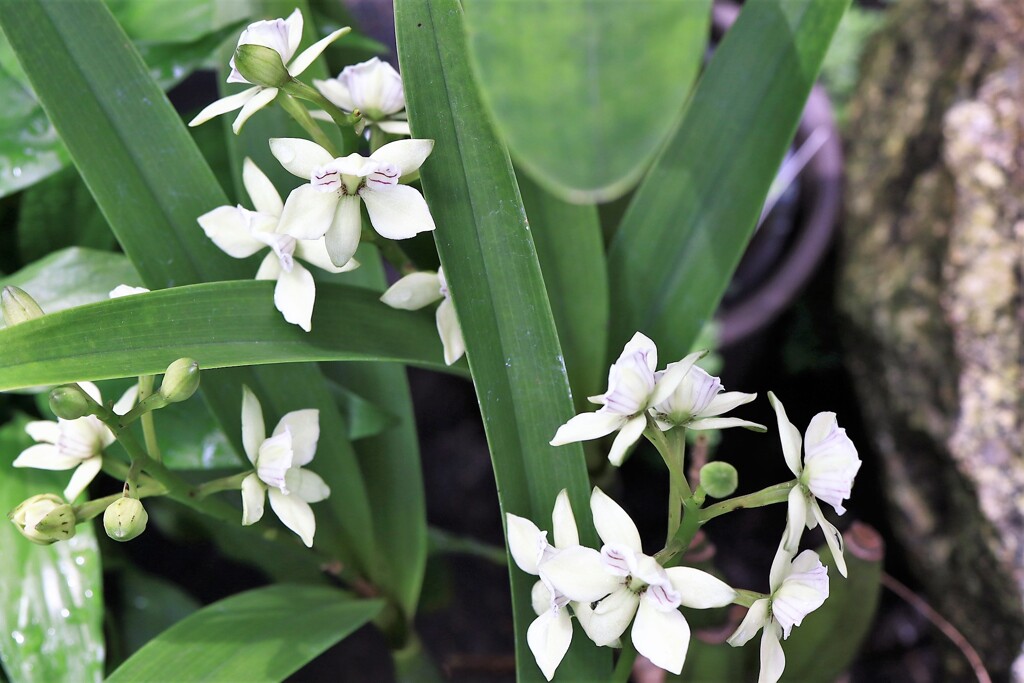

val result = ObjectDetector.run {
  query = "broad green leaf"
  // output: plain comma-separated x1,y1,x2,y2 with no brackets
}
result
105,0,249,43
152,397,239,470
462,0,710,203
0,416,104,683
396,2,608,679
113,569,201,662
16,172,114,263
106,585,383,683
0,281,454,390
607,0,850,362
326,379,397,442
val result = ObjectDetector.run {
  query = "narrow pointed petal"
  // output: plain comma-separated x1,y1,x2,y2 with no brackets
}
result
268,489,317,547
758,623,786,683
274,261,316,331
632,598,690,675
188,86,259,127
243,158,283,217
551,490,579,549
527,609,572,681
255,253,281,281
768,392,803,477
232,86,279,134
810,502,848,577
576,588,638,647
361,184,435,239
606,414,646,467
284,468,330,503
197,205,269,258
377,120,412,136
436,298,465,365
649,350,706,405
241,473,266,525
25,421,60,444
287,27,350,77
506,513,546,575
539,545,621,602
269,138,334,179
782,486,808,553
63,457,102,501
13,444,80,470
550,411,625,446
284,8,303,58
113,384,139,416
277,184,339,240
590,487,643,551
667,567,737,608
240,386,265,465
688,417,766,432
272,409,320,466
726,599,769,647
370,139,434,174
295,238,356,274
322,195,362,267
380,272,442,311
703,390,757,417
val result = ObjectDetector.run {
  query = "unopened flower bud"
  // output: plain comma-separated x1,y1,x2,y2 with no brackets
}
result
1,286,44,325
233,44,292,88
49,384,97,420
158,358,200,404
9,494,77,545
103,497,148,542
700,462,738,499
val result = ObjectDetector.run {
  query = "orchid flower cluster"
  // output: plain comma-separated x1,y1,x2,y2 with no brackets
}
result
507,332,861,681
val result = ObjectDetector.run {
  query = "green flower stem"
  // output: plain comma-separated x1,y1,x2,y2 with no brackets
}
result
369,125,387,154
195,471,251,498
283,79,362,130
73,483,165,522
656,495,703,568
136,374,163,463
361,231,417,275
698,481,797,523
392,631,443,683
644,419,689,542
278,92,340,157
733,588,766,608
610,630,637,683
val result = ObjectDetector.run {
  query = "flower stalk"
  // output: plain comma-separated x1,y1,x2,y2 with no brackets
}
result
699,481,797,524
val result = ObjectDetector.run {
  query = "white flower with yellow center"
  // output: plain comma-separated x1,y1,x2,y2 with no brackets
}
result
380,267,464,365
314,57,410,136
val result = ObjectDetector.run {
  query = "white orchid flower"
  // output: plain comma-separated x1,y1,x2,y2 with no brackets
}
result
769,392,861,577
380,267,464,365
314,57,410,136
540,488,737,674
13,382,138,501
197,158,357,332
239,386,330,547
188,9,348,133
727,546,829,683
651,363,764,433
109,285,150,298
506,490,581,680
550,333,697,465
269,137,436,268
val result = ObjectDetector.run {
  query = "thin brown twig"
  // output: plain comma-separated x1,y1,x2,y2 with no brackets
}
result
881,571,991,683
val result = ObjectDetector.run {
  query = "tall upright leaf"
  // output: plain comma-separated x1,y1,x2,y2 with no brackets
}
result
607,0,849,361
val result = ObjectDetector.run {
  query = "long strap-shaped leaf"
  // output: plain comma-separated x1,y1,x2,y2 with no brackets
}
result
0,281,454,390
0,0,375,573
607,0,849,362
396,2,609,680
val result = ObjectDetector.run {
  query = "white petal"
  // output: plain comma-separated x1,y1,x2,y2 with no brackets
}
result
283,467,330,503
575,587,638,647
702,391,757,417
539,545,621,602
783,486,808,554
241,472,266,525
283,9,303,58
527,609,572,681
802,412,860,514
256,252,281,280
549,411,625,446
506,513,546,575
551,490,579,549
277,184,340,240
188,86,259,127
243,157,283,217
632,597,690,675
361,184,435,239
687,417,766,432
377,120,411,136
197,205,269,258
380,272,443,311
606,414,646,466
274,260,316,331
78,382,102,403
772,549,829,637
619,332,658,369
269,138,334,179
649,350,705,406
25,420,60,444
256,430,294,491
758,622,786,683
295,236,357,273
231,86,279,134
436,298,465,365
726,598,769,647
531,580,553,616
768,392,803,477
63,457,102,501
271,409,319,466
314,77,355,111
13,444,81,470
268,488,317,547
287,27,349,77
370,138,434,175
109,284,149,298
666,567,737,609
590,487,643,552
810,502,848,578
320,195,362,267
241,385,265,465
112,384,139,416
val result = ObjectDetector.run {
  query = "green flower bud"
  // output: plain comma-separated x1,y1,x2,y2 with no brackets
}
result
9,494,77,545
700,461,739,499
233,44,292,89
103,497,148,542
1,285,44,325
49,384,97,420
158,358,200,404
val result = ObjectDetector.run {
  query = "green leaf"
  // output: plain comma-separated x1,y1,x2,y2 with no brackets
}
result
16,171,114,263
114,569,201,661
152,397,239,470
0,281,454,390
607,0,850,362
462,0,710,203
395,1,609,679
106,585,383,683
0,416,104,683
105,0,249,44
